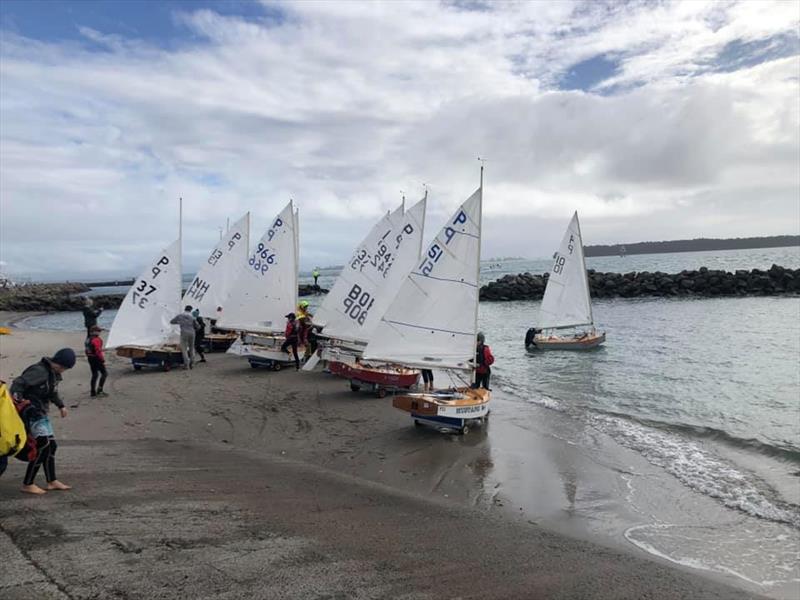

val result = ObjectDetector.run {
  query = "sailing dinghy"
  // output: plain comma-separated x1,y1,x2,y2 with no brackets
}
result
108,238,184,370
362,170,488,433
316,195,427,395
219,201,303,369
525,212,605,351
183,212,250,351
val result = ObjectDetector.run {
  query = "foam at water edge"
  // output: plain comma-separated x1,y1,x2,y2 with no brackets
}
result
624,524,774,588
599,415,800,528
499,384,564,412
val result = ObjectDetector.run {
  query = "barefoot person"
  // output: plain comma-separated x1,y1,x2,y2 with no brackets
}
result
11,348,76,495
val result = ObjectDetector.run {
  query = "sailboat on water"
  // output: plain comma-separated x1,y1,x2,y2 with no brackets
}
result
524,211,605,351
108,202,184,370
219,201,303,369
314,194,427,395
362,169,488,433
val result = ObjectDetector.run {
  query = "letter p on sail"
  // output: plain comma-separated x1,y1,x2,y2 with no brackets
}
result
152,256,170,278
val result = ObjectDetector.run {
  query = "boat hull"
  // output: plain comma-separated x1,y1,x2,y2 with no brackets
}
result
227,335,306,370
393,387,490,433
116,345,183,371
529,331,606,351
329,361,419,395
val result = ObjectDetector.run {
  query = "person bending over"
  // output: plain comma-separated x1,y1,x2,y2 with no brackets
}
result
11,348,76,495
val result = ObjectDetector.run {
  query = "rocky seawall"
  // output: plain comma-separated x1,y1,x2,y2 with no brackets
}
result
479,264,800,301
0,283,328,312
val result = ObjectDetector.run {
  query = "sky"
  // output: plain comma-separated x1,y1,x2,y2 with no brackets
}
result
1,0,798,279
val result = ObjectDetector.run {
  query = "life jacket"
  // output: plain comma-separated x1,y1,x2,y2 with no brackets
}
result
0,381,27,459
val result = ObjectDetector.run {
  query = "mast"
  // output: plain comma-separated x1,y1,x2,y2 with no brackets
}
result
575,211,594,327
419,185,428,259
293,201,299,307
178,196,183,299
474,160,484,373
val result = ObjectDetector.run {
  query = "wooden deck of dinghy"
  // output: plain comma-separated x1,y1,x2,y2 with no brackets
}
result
533,331,605,350
393,387,490,416
116,345,181,359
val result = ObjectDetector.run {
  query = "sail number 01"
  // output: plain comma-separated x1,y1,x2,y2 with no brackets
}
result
343,284,375,325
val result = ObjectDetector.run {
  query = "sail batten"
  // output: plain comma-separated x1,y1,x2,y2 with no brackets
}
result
538,211,593,329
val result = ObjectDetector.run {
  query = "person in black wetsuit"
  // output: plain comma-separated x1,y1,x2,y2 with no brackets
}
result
82,297,102,336
420,369,434,391
11,348,76,495
192,309,207,363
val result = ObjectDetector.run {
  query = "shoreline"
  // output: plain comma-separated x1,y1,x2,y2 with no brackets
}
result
0,318,792,598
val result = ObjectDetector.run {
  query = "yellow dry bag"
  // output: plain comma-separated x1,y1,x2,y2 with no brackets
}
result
0,381,26,457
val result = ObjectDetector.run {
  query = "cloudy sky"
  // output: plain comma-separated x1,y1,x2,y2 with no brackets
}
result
1,0,798,279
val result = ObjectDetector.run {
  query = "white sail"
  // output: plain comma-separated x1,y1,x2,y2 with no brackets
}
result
216,202,297,333
363,187,482,370
538,211,593,329
182,212,250,319
106,239,182,349
315,195,426,344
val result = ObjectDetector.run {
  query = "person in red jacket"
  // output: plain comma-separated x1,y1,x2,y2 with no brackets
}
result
85,325,108,397
280,313,300,370
473,332,494,390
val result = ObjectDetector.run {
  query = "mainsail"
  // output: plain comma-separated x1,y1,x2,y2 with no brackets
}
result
216,202,298,333
106,239,182,348
182,212,250,318
363,187,482,370
315,195,426,344
538,211,593,329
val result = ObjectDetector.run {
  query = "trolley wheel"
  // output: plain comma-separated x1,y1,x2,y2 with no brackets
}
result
250,362,259,369
414,419,422,427
272,362,282,372
350,382,361,392
162,361,171,372
458,425,470,436
133,365,142,371
376,387,387,399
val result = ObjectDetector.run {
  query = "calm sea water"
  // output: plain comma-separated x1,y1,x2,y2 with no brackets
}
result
15,247,800,531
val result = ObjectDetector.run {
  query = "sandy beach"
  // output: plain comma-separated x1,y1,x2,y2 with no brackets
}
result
0,315,767,599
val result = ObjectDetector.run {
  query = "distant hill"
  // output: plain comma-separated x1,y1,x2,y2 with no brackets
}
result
585,235,800,257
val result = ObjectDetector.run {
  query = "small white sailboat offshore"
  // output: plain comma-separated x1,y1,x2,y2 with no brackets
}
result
314,194,427,395
525,211,605,351
362,169,488,433
220,201,303,369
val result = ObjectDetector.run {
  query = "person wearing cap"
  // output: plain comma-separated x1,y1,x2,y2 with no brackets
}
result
82,297,103,336
170,305,197,369
192,309,207,363
281,313,300,370
296,300,314,355
10,348,76,495
85,325,108,397
473,332,494,390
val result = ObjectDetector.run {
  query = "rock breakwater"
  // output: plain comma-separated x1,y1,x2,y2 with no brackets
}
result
479,264,800,301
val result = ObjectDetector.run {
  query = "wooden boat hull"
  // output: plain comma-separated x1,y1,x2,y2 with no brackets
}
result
116,345,183,371
529,331,606,351
393,387,490,433
329,361,419,396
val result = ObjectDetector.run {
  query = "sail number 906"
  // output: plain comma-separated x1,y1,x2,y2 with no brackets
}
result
342,284,375,326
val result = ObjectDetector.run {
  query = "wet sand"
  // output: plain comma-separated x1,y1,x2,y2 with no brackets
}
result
0,320,766,599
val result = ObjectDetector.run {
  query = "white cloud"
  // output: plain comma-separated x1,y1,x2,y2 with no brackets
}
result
0,0,798,278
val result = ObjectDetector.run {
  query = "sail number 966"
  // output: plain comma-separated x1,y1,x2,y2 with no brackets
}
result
248,242,276,275
343,284,375,326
